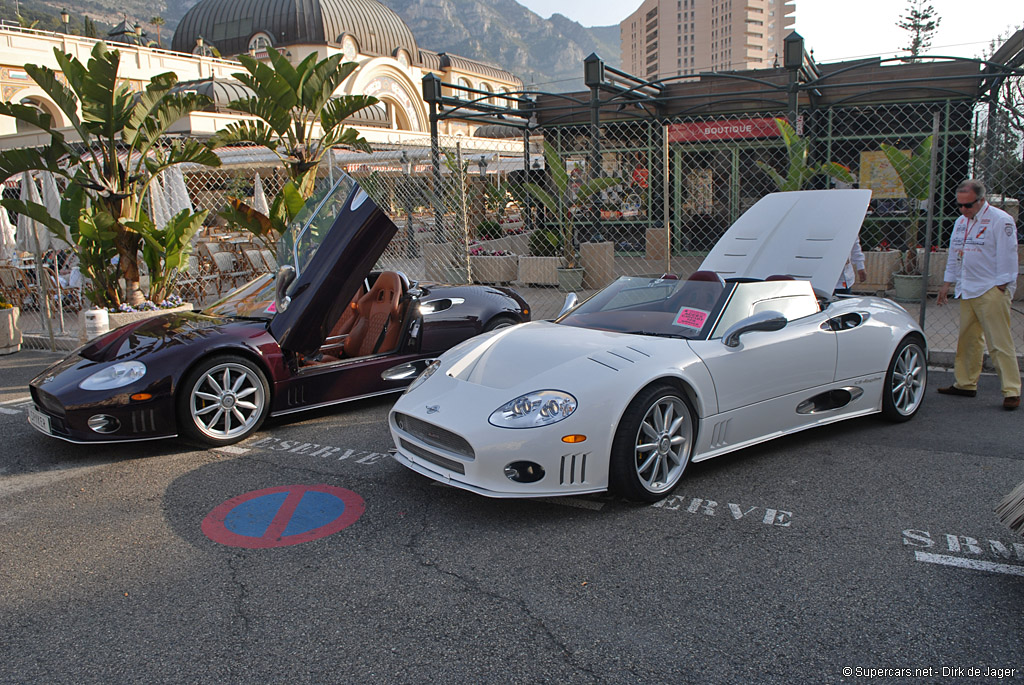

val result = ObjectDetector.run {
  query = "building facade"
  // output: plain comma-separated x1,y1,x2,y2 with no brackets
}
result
0,0,524,148
620,0,795,81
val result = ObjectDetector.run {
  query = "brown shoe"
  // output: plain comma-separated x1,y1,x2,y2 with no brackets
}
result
1004,396,1020,410
937,385,977,397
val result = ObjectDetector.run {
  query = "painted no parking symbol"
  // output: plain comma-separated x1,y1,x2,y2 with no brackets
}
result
202,484,365,549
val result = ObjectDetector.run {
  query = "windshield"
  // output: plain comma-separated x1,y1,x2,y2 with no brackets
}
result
278,174,358,275
558,276,729,339
203,273,276,319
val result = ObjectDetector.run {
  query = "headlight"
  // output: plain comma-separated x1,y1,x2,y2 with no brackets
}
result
78,361,147,391
488,390,577,429
404,360,440,395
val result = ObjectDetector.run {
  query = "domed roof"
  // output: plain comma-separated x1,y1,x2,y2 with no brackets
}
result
171,0,419,61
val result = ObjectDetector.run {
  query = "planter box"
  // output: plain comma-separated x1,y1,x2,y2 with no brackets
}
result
0,307,22,355
79,303,193,343
469,255,518,284
581,241,614,290
471,231,531,256
646,227,669,261
518,256,560,286
853,251,901,293
921,249,947,293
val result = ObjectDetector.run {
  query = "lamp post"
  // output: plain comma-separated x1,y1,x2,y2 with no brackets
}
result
60,8,69,34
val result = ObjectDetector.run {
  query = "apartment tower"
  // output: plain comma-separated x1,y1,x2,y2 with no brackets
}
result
620,0,795,81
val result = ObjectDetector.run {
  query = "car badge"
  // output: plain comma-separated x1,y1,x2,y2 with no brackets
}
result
426,405,440,414
42,376,54,384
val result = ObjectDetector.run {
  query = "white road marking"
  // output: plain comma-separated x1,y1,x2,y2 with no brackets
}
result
0,407,20,415
213,446,249,455
0,396,32,405
914,551,1024,577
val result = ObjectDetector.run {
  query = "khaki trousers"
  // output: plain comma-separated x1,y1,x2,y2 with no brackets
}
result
953,286,1022,396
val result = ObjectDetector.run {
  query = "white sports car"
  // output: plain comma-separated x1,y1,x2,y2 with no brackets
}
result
387,190,927,501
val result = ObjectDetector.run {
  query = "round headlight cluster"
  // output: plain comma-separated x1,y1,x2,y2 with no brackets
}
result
488,390,577,429
79,361,147,391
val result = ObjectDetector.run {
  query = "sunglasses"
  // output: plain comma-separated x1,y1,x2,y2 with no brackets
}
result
957,199,979,208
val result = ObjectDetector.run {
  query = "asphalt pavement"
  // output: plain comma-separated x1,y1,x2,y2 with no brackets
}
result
1,349,1022,684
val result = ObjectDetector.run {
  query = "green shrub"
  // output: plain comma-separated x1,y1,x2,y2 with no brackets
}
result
476,219,503,241
529,229,562,257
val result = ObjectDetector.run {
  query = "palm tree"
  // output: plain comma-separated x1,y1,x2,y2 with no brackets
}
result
756,118,856,191
881,136,934,275
0,42,220,306
210,46,378,250
524,140,620,269
150,16,165,48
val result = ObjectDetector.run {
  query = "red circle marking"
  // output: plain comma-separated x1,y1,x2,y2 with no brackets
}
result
202,484,365,549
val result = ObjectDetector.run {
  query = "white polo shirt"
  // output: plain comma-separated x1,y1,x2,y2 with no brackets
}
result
942,202,1019,299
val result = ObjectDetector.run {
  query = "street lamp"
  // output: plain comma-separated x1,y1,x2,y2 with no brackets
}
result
60,8,69,34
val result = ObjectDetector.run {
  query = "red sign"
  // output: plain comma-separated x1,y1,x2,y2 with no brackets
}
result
667,118,781,143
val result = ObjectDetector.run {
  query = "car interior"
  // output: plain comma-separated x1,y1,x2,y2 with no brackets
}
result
299,270,412,366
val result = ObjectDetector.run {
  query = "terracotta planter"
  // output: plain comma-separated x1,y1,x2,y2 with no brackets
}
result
469,255,518,284
581,241,614,290
518,256,560,285
0,307,22,355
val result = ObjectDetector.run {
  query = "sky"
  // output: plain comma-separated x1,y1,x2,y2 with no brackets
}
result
516,0,1021,63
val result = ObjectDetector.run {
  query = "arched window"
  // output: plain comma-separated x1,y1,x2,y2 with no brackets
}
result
248,32,273,55
479,82,493,105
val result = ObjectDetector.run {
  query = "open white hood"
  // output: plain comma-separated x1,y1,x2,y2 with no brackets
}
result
699,189,872,293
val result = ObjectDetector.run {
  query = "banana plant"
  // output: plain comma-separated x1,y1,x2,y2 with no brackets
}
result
129,208,209,303
524,140,621,269
881,136,933,275
756,117,856,191
0,41,220,307
210,46,378,247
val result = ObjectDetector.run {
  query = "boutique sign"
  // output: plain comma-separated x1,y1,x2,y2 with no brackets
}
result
667,117,782,143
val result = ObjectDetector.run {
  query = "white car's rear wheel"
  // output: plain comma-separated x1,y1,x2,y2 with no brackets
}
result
882,337,926,421
610,384,694,502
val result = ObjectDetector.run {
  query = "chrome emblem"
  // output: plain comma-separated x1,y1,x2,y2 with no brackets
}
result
426,405,440,414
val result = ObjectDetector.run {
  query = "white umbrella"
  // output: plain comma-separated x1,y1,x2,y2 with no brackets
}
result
16,172,48,254
165,165,193,216
252,172,270,216
39,171,72,250
0,206,15,261
149,172,173,230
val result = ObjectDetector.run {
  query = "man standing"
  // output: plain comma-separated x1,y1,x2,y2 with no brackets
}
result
937,179,1020,410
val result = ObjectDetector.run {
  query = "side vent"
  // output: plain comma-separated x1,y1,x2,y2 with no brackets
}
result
710,419,730,449
130,409,156,434
559,453,589,485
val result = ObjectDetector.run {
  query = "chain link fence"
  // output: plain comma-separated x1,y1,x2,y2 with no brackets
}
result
7,98,1023,361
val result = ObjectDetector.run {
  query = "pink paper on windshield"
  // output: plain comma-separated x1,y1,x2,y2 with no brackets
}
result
673,307,709,329
265,302,277,314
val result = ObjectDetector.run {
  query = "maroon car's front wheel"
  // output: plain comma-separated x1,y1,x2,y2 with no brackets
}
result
178,355,270,446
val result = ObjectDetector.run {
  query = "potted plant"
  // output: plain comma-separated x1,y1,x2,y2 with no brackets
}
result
518,229,562,286
880,136,933,301
524,141,620,291
0,293,21,355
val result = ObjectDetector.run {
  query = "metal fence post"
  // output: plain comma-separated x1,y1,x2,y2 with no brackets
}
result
918,110,942,328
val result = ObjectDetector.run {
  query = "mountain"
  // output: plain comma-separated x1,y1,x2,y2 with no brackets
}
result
2,0,620,90
383,0,620,90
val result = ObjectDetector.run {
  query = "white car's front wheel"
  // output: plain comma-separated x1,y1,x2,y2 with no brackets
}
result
610,384,695,502
882,337,927,421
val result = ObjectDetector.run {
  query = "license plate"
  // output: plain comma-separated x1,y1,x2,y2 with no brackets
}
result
28,405,51,435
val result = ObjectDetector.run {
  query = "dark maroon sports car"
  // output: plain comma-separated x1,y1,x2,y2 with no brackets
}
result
27,174,530,446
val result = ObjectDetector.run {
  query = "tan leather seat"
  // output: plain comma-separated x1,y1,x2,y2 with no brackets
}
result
343,272,404,358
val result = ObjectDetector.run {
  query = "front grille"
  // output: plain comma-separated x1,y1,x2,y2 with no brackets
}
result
31,387,66,418
393,413,475,460
400,439,466,475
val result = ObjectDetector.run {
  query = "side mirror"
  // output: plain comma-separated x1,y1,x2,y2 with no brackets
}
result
722,310,787,348
274,265,296,313
556,292,578,318
382,358,438,381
